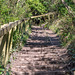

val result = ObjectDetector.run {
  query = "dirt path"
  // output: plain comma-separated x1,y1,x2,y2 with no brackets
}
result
10,26,70,75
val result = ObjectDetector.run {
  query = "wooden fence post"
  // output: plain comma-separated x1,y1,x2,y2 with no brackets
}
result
0,28,13,66
48,14,50,22
29,18,31,28
4,28,13,66
0,35,6,65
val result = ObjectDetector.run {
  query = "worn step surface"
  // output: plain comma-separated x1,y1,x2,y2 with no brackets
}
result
10,26,70,75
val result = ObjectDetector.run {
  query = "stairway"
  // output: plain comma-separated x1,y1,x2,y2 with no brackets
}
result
10,26,70,75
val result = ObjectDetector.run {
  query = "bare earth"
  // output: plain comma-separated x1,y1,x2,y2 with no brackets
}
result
10,26,69,75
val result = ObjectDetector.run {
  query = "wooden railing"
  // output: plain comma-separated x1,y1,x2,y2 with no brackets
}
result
31,12,56,18
0,12,56,66
0,18,30,65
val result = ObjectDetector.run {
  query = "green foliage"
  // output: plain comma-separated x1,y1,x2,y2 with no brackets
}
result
0,0,30,26
13,30,22,49
0,64,10,75
40,0,51,12
0,0,50,26
12,22,31,49
26,0,47,15
0,65,5,75
57,3,68,16
21,33,29,45
0,56,5,75
65,0,75,11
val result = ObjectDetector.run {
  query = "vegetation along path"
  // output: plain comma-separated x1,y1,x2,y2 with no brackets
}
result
10,25,70,75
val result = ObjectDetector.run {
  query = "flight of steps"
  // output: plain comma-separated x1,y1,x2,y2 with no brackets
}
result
10,26,71,75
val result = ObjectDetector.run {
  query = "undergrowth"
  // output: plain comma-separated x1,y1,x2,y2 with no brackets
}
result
12,23,31,50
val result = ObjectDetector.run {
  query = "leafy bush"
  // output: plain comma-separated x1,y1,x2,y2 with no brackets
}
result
0,0,30,26
12,22,31,49
26,0,47,15
58,4,68,16
0,65,5,75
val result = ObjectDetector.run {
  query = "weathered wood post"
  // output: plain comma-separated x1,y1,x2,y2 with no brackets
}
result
20,20,24,34
29,18,31,28
0,23,13,66
74,71,75,75
4,28,13,65
47,13,50,28
48,14,50,22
